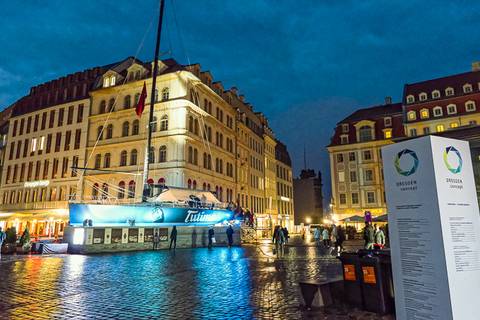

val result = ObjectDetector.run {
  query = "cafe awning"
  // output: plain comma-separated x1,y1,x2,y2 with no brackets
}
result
340,215,365,222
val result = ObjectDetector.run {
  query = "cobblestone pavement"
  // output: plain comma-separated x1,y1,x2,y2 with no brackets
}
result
0,242,393,320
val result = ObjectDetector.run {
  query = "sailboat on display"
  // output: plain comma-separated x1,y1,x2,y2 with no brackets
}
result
69,0,233,228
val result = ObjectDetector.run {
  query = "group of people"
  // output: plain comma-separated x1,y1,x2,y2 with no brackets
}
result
272,226,289,256
208,225,235,248
231,204,255,227
363,222,386,250
313,224,346,255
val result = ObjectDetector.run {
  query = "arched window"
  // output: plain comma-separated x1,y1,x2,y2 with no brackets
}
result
188,146,193,163
130,149,138,165
97,126,104,140
101,183,108,200
151,116,157,132
193,149,198,165
187,179,192,189
106,124,113,139
207,155,212,170
94,154,101,169
108,98,115,112
204,99,208,110
92,183,99,200
124,95,131,108
193,180,197,190
158,177,165,186
155,89,159,102
203,152,208,168
207,183,211,191
122,121,129,137
433,106,443,117
188,116,194,132
132,119,139,135
134,93,140,105
358,126,373,142
219,187,223,201
135,70,141,80
160,115,168,131
147,178,154,186
120,150,127,166
104,153,111,168
149,146,155,164
128,180,136,198
203,182,207,191
162,87,169,101
159,146,167,163
118,181,125,199
194,119,199,135
99,100,106,114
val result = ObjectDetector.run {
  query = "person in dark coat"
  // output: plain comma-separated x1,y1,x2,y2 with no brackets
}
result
169,226,177,250
226,225,234,247
208,226,215,249
282,227,289,244
153,231,159,250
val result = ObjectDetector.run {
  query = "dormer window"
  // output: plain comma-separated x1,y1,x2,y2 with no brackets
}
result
447,104,457,115
463,83,473,93
466,101,476,112
420,108,429,119
358,125,373,142
432,90,440,99
340,135,349,144
103,75,116,88
384,129,392,139
445,87,454,96
433,106,443,117
406,95,415,104
419,92,427,101
384,117,392,127
407,111,416,121
341,124,349,133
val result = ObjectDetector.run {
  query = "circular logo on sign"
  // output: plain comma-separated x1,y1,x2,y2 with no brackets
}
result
443,146,462,174
394,149,419,176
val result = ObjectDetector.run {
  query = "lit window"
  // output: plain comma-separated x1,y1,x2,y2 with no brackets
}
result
432,90,440,99
463,84,472,93
31,138,37,152
419,93,427,101
466,101,476,112
39,136,45,150
384,117,392,127
407,111,416,121
450,122,458,128
384,130,392,139
436,124,445,132
433,107,443,117
420,109,429,119
406,95,415,104
103,77,110,88
110,76,116,86
445,87,454,96
447,104,457,115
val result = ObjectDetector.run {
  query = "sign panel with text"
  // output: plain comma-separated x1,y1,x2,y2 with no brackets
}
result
382,135,480,320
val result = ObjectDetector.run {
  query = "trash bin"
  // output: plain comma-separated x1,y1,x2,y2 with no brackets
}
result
338,252,363,308
357,249,394,314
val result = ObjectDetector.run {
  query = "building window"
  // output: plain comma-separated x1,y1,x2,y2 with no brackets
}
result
118,181,125,199
349,152,356,161
124,95,131,108
420,109,429,119
162,87,169,101
341,124,349,133
419,92,427,101
67,106,74,124
340,135,349,144
350,171,357,182
159,115,169,131
130,149,138,165
363,150,372,161
359,126,373,142
104,153,111,168
384,117,392,127
384,130,392,139
337,154,344,163
367,191,375,204
409,128,417,136
447,104,457,115
352,193,359,204
99,100,106,114
433,106,443,117
77,104,84,123
436,124,445,132
128,181,136,198
159,146,167,163
151,116,157,132
97,126,103,140
445,87,454,96
94,154,101,169
339,193,346,205
365,169,374,182
132,120,139,135
423,127,430,135
463,83,473,93
466,101,476,112
122,121,130,136
469,120,477,125
120,150,127,166
432,90,440,99
108,98,115,112
406,95,415,104
407,111,416,121
92,183,99,200
450,122,459,129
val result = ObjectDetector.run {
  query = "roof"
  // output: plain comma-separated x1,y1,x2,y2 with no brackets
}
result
338,103,403,124
340,215,364,222
148,187,220,204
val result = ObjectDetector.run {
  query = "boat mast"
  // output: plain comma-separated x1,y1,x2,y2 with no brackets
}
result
142,0,166,201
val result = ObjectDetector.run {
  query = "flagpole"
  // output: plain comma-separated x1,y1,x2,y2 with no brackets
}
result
143,0,165,201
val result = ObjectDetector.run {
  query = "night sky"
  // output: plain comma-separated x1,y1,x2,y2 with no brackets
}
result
1,0,480,203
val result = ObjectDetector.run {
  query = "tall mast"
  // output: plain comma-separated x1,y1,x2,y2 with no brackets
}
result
143,0,166,201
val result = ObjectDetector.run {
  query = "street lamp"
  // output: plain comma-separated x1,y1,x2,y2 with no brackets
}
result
305,217,312,224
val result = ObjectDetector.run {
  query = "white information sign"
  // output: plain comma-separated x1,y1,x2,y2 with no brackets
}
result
382,135,480,320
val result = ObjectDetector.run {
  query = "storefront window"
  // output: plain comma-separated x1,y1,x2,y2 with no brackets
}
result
111,228,122,243
93,229,105,244
144,228,153,242
128,229,138,243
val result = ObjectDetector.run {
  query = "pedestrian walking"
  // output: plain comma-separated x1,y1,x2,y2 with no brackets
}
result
169,226,177,250
364,222,375,250
226,225,234,247
272,225,280,244
208,226,215,249
153,231,160,250
313,227,321,246
0,227,6,259
336,226,346,256
322,227,330,247
274,226,286,257
374,225,386,249
282,227,289,244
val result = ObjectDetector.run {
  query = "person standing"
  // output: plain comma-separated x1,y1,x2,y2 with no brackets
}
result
153,231,159,250
274,227,286,257
169,226,177,250
322,227,330,247
375,225,386,249
226,225,234,247
272,225,280,244
365,222,375,250
313,227,321,246
0,227,6,258
336,226,346,255
282,227,289,244
208,226,215,249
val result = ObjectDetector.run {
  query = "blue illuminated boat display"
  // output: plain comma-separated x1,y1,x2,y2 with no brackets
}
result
69,203,233,227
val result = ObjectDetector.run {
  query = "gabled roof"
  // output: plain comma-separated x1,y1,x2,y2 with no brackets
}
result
338,103,403,124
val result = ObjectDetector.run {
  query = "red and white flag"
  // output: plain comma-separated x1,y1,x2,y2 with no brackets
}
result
135,82,147,117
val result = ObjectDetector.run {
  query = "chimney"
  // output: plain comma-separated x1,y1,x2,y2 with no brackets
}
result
472,61,480,72
384,96,392,105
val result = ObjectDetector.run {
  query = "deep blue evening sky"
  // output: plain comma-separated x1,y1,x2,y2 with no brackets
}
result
1,0,480,202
